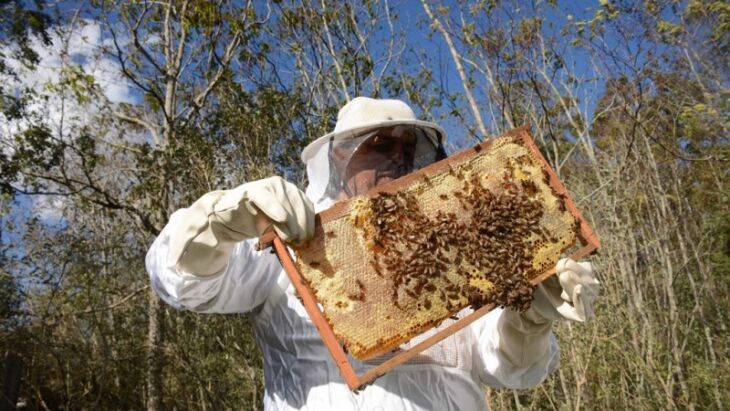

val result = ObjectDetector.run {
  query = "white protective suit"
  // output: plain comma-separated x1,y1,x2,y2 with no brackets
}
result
146,97,599,410
147,218,560,410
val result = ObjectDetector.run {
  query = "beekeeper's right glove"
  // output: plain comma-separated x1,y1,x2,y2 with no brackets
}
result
494,259,599,368
166,176,315,277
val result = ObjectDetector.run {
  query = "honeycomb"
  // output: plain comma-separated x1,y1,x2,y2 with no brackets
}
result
294,133,581,360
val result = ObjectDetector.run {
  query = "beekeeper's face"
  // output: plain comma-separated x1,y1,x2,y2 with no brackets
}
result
332,129,419,198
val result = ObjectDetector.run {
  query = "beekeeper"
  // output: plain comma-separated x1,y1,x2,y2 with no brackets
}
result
146,97,600,410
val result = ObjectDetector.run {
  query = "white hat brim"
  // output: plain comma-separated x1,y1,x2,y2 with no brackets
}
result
301,119,447,163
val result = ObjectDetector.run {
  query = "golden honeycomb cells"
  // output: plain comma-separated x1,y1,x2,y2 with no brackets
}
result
294,133,581,360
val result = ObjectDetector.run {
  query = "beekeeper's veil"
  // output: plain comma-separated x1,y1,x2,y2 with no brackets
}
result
301,97,447,212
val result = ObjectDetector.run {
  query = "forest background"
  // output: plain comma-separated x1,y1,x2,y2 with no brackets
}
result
0,0,727,409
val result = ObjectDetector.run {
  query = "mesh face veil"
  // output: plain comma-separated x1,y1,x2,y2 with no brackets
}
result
304,125,446,212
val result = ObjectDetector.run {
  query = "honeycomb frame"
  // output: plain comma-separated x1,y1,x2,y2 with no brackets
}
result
260,126,600,390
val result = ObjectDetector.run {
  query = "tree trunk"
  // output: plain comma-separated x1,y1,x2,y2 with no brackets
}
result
0,352,22,411
146,289,164,411
420,0,490,139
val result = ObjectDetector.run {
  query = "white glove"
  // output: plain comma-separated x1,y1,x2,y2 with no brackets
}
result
167,176,315,276
494,258,599,368
525,258,600,324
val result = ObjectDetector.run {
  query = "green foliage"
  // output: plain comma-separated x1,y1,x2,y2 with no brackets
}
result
0,0,51,68
1,125,64,194
44,65,97,105
0,1,52,126
656,20,685,43
515,17,542,47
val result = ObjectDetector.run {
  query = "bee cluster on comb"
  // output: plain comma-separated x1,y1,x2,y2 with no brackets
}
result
294,133,583,360
361,170,543,315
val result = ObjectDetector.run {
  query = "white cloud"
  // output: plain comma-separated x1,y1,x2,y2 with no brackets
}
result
1,19,139,143
6,19,137,105
1,19,141,224
32,195,65,223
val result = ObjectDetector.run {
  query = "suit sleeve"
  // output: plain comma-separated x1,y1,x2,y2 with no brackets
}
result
471,307,560,389
146,209,282,313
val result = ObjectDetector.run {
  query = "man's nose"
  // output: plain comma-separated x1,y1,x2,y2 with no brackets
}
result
390,140,406,165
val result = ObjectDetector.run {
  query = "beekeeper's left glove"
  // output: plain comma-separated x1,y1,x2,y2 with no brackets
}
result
524,258,600,324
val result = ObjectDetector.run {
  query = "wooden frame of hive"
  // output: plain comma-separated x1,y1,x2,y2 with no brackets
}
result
259,126,600,390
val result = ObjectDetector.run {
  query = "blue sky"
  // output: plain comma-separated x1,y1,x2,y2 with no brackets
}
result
2,0,618,212
398,1,625,145
3,0,634,251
